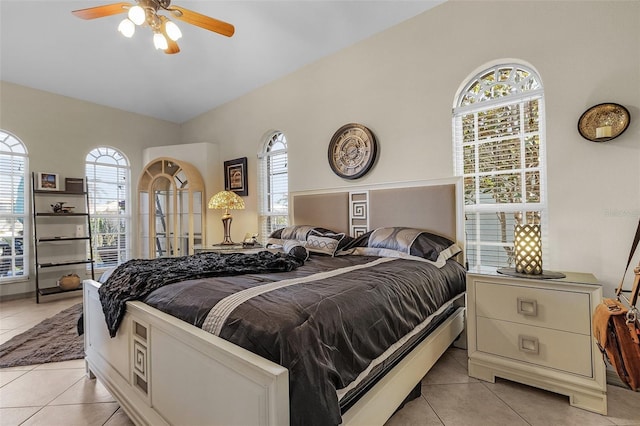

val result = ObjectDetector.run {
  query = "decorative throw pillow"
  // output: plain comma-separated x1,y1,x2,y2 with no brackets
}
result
283,239,309,261
267,225,314,247
409,231,459,262
369,227,422,253
306,230,345,256
267,225,344,248
368,227,459,262
268,228,285,239
281,225,315,241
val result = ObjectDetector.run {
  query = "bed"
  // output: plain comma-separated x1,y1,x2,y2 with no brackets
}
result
82,178,466,425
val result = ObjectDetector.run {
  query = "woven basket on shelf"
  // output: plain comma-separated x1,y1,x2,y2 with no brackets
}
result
57,273,81,291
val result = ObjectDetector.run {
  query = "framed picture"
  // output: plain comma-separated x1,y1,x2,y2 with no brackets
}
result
224,157,248,196
36,172,60,191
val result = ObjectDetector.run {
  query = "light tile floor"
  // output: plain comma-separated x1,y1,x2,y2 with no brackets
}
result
1,296,639,426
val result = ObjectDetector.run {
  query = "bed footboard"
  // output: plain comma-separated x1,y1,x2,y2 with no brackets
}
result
83,279,289,426
84,279,464,425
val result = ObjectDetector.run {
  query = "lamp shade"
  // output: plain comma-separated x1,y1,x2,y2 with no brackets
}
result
118,18,135,38
128,5,146,25
514,224,542,275
153,32,168,50
164,20,182,41
208,191,245,211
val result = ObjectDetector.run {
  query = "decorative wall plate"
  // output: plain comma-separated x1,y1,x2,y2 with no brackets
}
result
578,103,630,142
328,123,377,179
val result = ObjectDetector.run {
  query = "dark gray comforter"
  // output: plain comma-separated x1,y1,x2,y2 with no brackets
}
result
98,251,304,337
141,253,466,425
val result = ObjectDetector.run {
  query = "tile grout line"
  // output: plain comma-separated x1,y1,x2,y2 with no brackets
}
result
0,369,29,389
479,380,534,426
40,370,87,408
18,405,47,426
101,405,124,426
419,388,446,426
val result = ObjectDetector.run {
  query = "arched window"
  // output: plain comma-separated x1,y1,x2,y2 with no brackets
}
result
85,147,130,269
258,131,288,241
0,130,28,281
453,63,547,268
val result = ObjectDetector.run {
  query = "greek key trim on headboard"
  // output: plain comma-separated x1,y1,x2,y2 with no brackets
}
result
349,191,369,237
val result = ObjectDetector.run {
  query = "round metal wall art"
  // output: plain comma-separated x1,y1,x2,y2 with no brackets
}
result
577,103,630,142
327,123,378,179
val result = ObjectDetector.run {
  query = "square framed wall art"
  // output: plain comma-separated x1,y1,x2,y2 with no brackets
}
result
224,157,248,196
36,172,60,191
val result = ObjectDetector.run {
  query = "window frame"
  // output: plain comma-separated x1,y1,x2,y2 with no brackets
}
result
85,146,131,271
257,131,288,242
0,130,29,283
453,63,548,269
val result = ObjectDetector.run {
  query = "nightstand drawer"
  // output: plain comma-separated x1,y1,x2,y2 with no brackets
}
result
475,281,591,335
476,317,593,377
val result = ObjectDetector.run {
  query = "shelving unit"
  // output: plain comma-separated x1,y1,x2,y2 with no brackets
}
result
31,173,94,302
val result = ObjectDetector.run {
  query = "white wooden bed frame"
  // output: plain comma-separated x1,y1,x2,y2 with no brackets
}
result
83,178,466,425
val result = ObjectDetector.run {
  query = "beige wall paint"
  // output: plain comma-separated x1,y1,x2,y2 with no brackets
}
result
0,82,181,297
0,1,638,298
180,1,640,295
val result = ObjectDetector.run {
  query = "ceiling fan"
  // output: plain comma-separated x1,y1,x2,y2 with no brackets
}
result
72,0,235,54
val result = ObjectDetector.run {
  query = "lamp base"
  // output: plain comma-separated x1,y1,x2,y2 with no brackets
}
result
220,214,235,245
497,268,566,280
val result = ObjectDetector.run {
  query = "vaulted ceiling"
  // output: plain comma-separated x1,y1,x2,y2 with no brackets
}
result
1,1,444,123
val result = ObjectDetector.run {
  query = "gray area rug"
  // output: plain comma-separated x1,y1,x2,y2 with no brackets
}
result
0,303,84,368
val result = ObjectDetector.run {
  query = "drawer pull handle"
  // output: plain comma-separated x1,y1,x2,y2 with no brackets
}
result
518,335,539,354
517,297,538,316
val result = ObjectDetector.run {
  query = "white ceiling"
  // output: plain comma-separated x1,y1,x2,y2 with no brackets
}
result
1,1,444,123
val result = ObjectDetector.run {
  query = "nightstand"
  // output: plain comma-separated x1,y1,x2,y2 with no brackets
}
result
194,244,265,254
466,268,607,414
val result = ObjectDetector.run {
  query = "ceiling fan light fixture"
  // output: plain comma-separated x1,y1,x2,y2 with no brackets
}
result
153,32,169,50
128,5,146,25
71,1,235,55
118,18,136,38
164,20,182,41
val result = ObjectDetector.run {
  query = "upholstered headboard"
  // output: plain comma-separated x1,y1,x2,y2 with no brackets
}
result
291,178,463,249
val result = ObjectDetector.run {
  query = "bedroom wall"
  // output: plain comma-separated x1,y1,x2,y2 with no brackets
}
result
179,0,640,296
0,81,181,298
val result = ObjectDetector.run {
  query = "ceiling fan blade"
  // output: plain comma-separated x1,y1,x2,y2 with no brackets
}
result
164,40,180,54
72,2,130,20
168,6,235,37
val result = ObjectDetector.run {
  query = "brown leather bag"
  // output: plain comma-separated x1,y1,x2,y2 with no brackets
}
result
593,220,640,391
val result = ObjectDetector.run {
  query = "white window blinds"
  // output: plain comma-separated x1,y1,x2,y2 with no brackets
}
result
453,64,547,269
85,147,131,269
0,131,28,281
258,132,288,241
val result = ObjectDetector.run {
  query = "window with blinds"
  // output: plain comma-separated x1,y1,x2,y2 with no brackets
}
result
258,132,288,241
0,131,28,282
453,64,547,268
85,147,130,269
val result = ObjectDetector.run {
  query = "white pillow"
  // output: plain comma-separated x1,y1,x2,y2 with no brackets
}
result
305,230,345,256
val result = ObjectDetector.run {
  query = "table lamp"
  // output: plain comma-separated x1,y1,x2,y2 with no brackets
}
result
514,223,542,275
208,190,245,245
